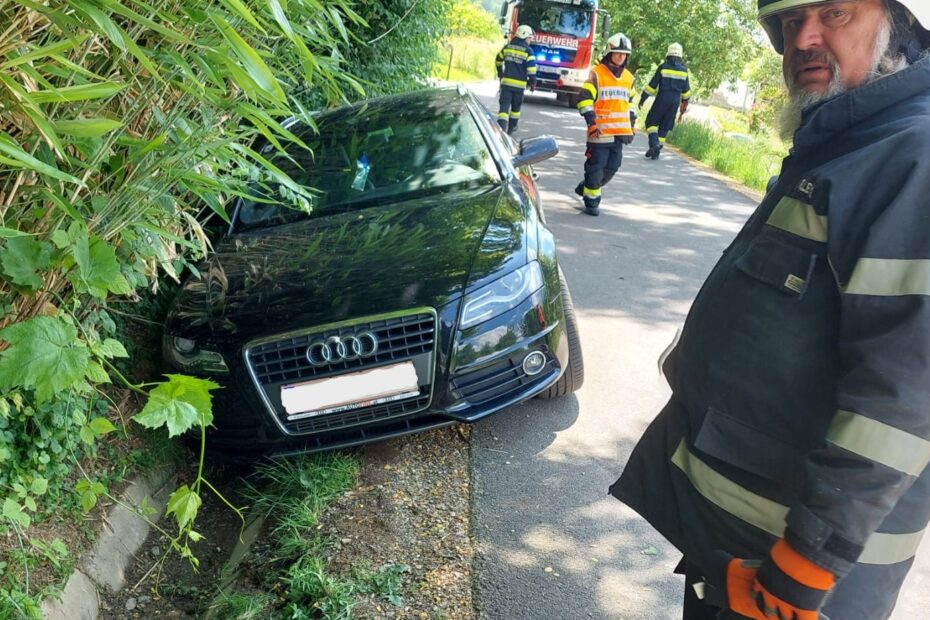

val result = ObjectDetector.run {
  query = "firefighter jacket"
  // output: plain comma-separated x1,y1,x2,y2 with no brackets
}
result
610,56,930,620
496,38,537,90
639,57,691,108
577,62,634,144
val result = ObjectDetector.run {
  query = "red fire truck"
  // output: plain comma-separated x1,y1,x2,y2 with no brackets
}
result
499,0,611,106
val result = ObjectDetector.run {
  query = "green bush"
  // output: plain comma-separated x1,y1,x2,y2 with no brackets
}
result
668,121,785,191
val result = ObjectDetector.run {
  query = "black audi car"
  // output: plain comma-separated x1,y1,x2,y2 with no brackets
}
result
163,86,583,457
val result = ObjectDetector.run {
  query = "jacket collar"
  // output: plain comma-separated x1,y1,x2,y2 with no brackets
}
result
793,56,930,153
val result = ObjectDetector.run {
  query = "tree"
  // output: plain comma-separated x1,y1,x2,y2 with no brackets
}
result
449,0,503,40
746,47,788,135
600,0,760,96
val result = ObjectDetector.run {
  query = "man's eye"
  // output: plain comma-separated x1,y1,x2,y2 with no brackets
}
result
823,8,852,26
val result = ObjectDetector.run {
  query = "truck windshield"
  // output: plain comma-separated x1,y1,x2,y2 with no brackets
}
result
519,3,592,39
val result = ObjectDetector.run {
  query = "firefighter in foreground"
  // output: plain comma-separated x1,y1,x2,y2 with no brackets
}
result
574,33,636,216
495,24,537,135
638,42,691,160
610,1,930,618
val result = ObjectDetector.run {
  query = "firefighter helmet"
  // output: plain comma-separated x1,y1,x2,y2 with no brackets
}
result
606,33,633,55
667,42,683,57
758,0,930,54
516,24,535,40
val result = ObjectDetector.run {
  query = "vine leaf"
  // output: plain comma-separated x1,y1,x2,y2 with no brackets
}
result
0,236,52,290
0,316,91,402
2,498,31,529
134,374,218,437
166,484,202,530
69,233,132,298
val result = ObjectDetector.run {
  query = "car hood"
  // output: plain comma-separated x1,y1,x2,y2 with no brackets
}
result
166,184,527,343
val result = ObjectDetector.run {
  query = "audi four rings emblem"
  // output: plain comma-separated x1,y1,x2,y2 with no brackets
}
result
306,331,379,365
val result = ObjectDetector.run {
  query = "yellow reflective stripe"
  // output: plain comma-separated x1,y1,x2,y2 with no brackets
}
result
645,85,657,95
583,83,597,98
501,78,527,88
859,530,927,565
509,111,520,118
682,91,691,99
504,47,528,58
844,259,930,296
672,440,926,565
646,125,659,133
578,98,595,107
672,440,788,536
662,69,689,78
583,187,601,198
527,67,537,74
659,136,667,143
578,104,594,114
828,410,930,476
497,112,509,119
766,196,828,242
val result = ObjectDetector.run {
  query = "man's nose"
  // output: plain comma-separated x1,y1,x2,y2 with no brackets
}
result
790,13,826,50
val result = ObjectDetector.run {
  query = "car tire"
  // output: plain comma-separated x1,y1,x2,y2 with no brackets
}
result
539,269,584,398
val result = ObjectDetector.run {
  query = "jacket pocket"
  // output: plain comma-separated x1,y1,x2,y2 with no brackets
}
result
734,232,819,298
694,407,807,485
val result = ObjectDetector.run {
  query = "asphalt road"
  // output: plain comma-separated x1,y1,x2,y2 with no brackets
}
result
467,81,930,620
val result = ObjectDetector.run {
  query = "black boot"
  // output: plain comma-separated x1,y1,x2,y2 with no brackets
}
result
645,146,658,159
574,182,584,197
653,144,663,159
584,206,600,216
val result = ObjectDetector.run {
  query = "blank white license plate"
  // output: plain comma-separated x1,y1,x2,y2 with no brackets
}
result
280,361,420,420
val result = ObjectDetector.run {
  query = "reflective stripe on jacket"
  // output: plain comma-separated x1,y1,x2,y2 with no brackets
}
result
611,57,930,620
577,63,634,143
644,58,691,102
496,38,537,89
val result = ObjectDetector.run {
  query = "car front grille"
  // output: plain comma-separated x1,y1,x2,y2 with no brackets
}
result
451,349,554,406
245,310,436,435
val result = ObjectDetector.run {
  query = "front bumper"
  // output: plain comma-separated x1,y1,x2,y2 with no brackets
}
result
176,284,568,459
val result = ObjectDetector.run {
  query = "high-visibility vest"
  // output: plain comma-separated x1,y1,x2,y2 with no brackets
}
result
590,64,634,143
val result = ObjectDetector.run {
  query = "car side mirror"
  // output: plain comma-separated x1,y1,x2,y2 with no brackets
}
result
512,135,559,169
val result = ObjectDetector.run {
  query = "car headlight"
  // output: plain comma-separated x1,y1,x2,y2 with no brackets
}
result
460,261,544,329
163,335,229,374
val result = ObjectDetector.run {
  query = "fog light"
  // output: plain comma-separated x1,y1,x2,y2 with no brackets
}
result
522,351,546,376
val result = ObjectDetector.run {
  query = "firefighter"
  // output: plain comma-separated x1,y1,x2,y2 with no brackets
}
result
495,24,537,135
609,1,930,619
638,42,691,160
573,33,636,216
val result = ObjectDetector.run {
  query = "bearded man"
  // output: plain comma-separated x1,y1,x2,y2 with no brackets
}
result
609,1,930,619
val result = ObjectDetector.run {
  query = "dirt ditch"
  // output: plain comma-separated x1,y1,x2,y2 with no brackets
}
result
97,425,475,619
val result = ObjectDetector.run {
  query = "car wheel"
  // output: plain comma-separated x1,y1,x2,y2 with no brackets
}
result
539,269,584,398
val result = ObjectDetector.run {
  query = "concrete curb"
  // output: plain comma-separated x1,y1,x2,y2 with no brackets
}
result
40,466,175,620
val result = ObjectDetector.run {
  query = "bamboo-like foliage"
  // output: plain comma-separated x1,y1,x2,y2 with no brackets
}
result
0,0,366,330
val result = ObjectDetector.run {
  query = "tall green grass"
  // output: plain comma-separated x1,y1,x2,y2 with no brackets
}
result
667,121,786,191
434,36,501,82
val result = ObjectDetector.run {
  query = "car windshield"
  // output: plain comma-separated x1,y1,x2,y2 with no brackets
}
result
519,3,593,38
234,95,500,231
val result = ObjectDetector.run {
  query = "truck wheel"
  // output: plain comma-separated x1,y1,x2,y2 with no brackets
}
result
539,269,584,398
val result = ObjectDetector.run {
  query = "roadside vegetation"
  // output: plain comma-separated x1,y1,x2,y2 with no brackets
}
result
0,0,451,616
434,0,502,82
667,117,786,192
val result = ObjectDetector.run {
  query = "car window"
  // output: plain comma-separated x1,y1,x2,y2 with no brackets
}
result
235,97,500,231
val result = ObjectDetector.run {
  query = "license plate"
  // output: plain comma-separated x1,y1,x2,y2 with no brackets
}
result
280,361,419,420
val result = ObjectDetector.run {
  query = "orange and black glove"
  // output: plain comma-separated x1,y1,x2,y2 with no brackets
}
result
586,124,602,141
721,540,835,620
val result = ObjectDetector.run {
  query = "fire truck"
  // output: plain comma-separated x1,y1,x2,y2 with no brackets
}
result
498,0,611,106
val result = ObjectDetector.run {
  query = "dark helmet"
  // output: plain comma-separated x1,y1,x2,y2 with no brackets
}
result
758,0,930,55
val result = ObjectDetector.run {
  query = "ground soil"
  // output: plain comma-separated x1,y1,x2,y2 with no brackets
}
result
95,425,475,619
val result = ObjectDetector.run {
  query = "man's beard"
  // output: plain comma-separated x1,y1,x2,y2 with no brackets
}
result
778,16,907,140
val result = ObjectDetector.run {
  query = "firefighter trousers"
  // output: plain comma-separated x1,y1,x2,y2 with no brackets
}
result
646,97,680,150
581,141,623,210
498,86,525,134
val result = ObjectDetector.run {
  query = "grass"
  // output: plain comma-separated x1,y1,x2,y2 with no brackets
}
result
667,120,787,192
212,453,412,619
434,36,500,83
